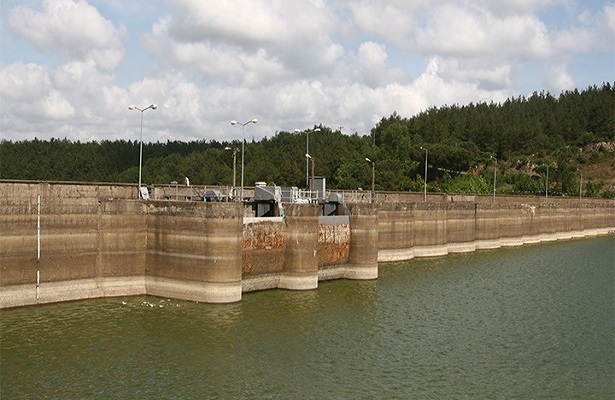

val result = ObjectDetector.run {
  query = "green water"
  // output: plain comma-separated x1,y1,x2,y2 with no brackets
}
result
1,236,614,399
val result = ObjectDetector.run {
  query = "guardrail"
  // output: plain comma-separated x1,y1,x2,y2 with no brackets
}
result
145,184,614,206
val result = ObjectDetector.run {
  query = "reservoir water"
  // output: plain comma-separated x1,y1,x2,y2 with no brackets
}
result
1,236,613,399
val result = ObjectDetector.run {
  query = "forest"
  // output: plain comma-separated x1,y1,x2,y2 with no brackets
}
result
1,83,614,198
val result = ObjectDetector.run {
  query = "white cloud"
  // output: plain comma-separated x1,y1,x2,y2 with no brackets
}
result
143,0,343,87
0,0,612,144
0,63,49,103
8,0,126,71
553,28,597,53
357,41,388,88
44,89,75,120
606,3,615,35
412,57,509,106
546,63,575,92
0,63,74,121
434,58,513,91
348,1,421,49
482,0,556,15
414,3,551,59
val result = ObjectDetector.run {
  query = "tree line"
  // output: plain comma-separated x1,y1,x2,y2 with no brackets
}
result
1,83,613,198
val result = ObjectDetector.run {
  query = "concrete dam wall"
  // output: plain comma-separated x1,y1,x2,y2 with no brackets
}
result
1,181,613,308
377,200,614,261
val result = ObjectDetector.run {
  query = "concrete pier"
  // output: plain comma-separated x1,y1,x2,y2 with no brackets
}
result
346,204,378,280
144,201,243,303
279,203,320,290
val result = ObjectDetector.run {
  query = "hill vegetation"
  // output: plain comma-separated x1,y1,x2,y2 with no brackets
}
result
1,83,613,198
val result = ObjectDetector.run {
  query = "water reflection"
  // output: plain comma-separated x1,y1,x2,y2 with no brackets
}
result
1,236,613,399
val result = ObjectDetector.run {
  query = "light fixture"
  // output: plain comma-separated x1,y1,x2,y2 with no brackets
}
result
230,118,258,201
420,147,428,202
365,158,375,203
305,128,321,189
128,104,157,199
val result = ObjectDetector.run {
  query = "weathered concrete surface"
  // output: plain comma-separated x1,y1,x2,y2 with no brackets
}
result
240,211,353,290
378,200,615,262
279,203,319,290
318,215,350,267
144,201,243,303
0,277,147,308
1,181,614,307
0,182,144,306
243,217,286,277
345,203,378,280
0,182,243,306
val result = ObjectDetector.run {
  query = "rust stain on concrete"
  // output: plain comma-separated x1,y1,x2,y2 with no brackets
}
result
242,220,286,276
318,223,350,266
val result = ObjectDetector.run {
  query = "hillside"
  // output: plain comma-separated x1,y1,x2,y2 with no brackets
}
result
1,83,613,198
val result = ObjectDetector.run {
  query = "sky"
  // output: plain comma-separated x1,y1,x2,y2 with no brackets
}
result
1,0,614,144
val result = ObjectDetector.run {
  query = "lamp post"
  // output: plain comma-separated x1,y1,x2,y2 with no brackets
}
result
579,169,583,202
365,157,375,203
294,129,303,189
128,103,157,199
420,146,428,202
305,154,314,199
225,146,238,198
230,119,258,201
306,128,321,189
544,164,549,202
490,155,497,202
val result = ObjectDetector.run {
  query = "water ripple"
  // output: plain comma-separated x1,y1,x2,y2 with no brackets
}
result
1,236,613,399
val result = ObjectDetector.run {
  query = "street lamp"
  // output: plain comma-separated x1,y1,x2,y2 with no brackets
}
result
225,147,239,198
230,118,258,201
305,153,314,199
490,155,497,202
128,103,157,199
306,128,321,189
578,169,583,202
296,127,322,190
365,157,375,203
544,164,549,202
293,129,302,190
420,146,428,202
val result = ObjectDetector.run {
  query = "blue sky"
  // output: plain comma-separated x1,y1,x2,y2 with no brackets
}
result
1,0,613,143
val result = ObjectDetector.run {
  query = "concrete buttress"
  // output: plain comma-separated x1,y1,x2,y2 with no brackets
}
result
346,203,378,280
279,203,320,290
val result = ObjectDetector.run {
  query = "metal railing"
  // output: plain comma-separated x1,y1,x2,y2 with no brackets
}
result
142,183,614,207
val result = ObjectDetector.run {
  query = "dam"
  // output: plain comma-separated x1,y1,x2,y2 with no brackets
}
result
1,180,613,308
